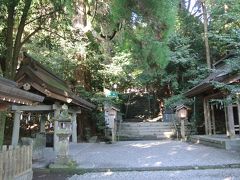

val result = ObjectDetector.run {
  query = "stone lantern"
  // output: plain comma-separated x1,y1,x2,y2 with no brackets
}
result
176,105,190,140
53,104,74,166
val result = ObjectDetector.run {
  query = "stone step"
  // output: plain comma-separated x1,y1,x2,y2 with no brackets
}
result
119,122,173,129
120,126,173,130
118,135,172,141
120,122,173,126
117,122,176,141
189,135,240,152
118,129,175,134
120,127,173,130
118,132,175,138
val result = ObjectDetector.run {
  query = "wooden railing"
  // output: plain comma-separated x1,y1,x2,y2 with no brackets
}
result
0,145,33,180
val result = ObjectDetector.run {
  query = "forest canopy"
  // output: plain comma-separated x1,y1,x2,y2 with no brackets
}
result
0,0,239,100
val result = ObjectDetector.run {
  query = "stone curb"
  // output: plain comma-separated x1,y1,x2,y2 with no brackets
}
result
33,163,240,175
78,164,240,173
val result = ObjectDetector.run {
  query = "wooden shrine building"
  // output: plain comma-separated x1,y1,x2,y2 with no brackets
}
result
13,52,95,150
185,56,240,139
0,76,44,145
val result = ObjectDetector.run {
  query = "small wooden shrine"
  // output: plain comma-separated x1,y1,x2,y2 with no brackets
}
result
13,52,95,150
185,56,240,138
0,76,44,109
0,76,44,145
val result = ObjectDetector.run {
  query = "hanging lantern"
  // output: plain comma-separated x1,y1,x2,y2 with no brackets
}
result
176,105,190,119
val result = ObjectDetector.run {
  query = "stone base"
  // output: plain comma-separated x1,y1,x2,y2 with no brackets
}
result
49,163,76,169
49,155,77,169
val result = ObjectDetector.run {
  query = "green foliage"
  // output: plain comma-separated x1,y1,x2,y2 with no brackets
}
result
176,8,205,62
0,0,75,78
210,56,240,94
208,0,240,59
164,94,193,109
107,0,178,88
160,34,208,95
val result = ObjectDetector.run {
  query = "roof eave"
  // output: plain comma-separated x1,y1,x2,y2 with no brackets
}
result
0,84,44,103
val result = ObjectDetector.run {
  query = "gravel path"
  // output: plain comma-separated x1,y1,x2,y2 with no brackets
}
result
68,168,240,180
69,140,240,169
33,140,240,179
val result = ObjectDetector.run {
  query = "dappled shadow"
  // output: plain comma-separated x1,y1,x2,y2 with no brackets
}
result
127,141,170,149
68,140,240,169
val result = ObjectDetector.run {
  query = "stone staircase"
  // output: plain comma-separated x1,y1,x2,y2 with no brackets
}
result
189,135,240,152
117,121,176,141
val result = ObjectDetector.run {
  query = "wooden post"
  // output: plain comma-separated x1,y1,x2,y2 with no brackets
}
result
0,150,3,180
180,119,186,140
111,128,115,142
13,146,19,177
211,104,216,134
8,146,13,178
40,114,47,133
0,111,7,148
227,96,235,138
203,98,209,135
237,99,240,133
11,111,21,146
54,104,60,151
206,100,212,135
72,112,77,143
224,103,230,136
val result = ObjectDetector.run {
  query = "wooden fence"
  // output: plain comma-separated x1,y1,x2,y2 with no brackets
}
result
0,145,33,180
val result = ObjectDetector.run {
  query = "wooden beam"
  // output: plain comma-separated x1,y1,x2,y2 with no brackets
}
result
53,104,82,114
0,84,44,102
205,92,224,99
12,105,53,111
223,73,240,84
69,108,81,114
31,82,70,103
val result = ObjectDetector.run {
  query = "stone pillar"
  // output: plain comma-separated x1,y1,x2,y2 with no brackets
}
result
112,120,116,142
226,96,235,138
72,112,77,143
12,111,21,146
40,114,47,133
54,107,60,151
180,119,186,140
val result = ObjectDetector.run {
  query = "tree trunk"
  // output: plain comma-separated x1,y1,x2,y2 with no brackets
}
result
73,0,87,29
3,0,32,79
201,0,211,69
4,1,16,79
73,0,92,91
11,0,32,78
